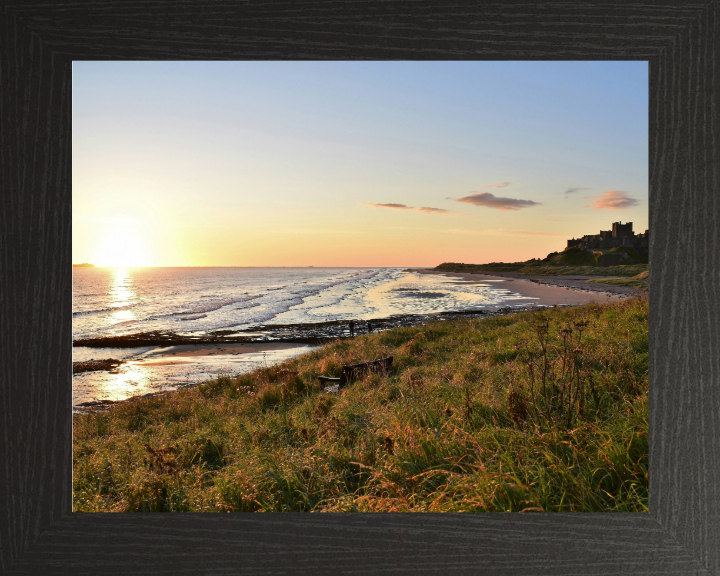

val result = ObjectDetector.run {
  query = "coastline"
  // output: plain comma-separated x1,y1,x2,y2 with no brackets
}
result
413,268,642,302
73,341,315,411
73,295,649,513
73,268,642,410
72,309,528,410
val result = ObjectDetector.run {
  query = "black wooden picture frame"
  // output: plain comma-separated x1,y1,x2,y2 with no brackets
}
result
1,2,718,574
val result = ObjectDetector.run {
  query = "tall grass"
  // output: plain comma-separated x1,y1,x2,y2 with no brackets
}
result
587,271,649,291
74,297,648,512
435,262,648,277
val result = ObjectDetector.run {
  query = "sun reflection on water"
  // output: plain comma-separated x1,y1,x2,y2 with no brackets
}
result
109,267,137,325
73,345,317,407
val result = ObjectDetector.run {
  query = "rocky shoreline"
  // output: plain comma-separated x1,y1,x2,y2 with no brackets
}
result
71,306,546,378
72,306,546,350
74,385,197,413
73,358,125,374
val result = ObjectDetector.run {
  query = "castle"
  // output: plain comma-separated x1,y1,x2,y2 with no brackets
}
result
567,221,649,255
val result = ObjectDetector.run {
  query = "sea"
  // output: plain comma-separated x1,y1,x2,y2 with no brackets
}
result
73,267,536,407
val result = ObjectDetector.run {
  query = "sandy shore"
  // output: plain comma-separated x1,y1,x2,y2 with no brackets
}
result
73,342,317,409
74,270,644,410
132,342,311,366
414,269,635,306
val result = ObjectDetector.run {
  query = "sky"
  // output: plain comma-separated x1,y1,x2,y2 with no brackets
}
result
72,61,648,267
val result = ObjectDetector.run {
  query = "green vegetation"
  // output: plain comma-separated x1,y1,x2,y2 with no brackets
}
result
436,261,648,277
546,246,597,266
74,297,648,513
596,246,649,264
435,245,648,277
587,271,649,291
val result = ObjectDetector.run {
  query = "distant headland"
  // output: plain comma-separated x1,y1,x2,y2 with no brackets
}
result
73,263,95,268
435,221,650,281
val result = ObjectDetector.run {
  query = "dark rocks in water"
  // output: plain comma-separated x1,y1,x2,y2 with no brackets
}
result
74,330,213,348
439,309,487,316
395,291,446,299
76,399,116,407
74,388,193,412
73,359,124,374
73,307,542,350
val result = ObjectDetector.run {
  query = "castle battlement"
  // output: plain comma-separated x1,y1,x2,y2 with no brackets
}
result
567,221,649,254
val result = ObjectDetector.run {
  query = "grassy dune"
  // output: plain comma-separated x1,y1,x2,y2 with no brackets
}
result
435,245,648,276
587,271,649,291
435,262,648,277
74,297,649,513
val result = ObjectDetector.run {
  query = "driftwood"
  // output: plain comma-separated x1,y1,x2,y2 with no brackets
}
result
318,356,393,392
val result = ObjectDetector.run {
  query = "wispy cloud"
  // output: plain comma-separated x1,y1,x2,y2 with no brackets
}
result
362,202,414,210
479,181,511,189
592,190,639,210
564,187,590,195
362,203,457,215
417,206,453,214
445,229,563,237
453,192,540,211
277,228,362,235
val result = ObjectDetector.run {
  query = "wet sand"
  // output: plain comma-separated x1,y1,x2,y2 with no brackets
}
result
74,270,642,409
73,342,316,409
413,269,635,305
133,342,311,365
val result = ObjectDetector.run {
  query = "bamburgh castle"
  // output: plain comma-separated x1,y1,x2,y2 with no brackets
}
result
567,221,649,255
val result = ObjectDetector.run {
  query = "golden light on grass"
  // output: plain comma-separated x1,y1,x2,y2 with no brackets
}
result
73,297,649,513
93,219,150,268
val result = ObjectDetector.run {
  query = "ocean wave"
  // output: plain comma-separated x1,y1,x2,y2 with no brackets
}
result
73,308,113,317
154,295,264,318
73,267,401,339
73,302,139,317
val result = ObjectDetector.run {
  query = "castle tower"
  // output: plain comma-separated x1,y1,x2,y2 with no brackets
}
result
612,221,633,238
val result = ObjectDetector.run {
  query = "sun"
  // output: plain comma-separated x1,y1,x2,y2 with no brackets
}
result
94,220,150,267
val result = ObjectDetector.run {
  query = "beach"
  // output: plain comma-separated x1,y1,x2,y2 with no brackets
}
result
72,267,643,409
73,342,316,410
73,293,649,513
413,268,639,304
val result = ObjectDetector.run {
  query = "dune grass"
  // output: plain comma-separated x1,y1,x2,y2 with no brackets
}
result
587,271,649,291
435,262,648,277
73,297,649,513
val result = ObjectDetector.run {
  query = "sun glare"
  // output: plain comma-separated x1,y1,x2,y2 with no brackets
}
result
94,222,150,267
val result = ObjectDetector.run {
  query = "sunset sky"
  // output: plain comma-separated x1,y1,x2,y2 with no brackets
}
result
73,61,648,267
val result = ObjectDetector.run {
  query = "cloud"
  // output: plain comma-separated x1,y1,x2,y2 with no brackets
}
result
446,228,563,237
363,202,414,210
417,206,453,214
454,192,540,211
592,190,640,210
564,187,590,195
277,228,362,235
362,203,458,215
478,181,510,189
